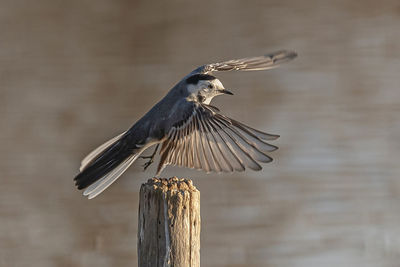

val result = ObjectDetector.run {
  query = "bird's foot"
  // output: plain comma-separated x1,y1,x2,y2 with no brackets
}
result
140,144,159,171
142,158,154,170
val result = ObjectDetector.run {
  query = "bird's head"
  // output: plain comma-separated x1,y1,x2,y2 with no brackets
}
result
185,74,233,104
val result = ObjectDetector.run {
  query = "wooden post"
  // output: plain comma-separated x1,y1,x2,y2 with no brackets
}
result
138,177,200,267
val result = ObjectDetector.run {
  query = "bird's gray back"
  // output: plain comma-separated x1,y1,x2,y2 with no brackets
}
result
127,80,192,143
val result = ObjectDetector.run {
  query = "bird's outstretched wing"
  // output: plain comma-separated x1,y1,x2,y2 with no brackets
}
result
157,103,279,175
190,50,297,75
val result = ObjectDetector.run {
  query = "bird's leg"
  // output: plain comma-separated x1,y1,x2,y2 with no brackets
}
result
140,144,159,170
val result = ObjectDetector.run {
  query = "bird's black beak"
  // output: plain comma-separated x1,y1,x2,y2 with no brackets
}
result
220,89,234,95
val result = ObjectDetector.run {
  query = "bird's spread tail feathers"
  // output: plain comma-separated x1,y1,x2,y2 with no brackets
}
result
74,132,142,199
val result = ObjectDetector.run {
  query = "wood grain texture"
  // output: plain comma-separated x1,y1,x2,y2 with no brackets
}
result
138,177,200,267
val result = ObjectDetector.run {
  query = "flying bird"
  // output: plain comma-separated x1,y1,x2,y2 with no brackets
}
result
74,50,297,199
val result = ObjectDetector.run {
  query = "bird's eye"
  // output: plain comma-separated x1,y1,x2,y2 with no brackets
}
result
208,84,213,89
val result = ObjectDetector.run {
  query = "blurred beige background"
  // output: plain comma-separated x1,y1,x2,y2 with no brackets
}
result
1,0,400,266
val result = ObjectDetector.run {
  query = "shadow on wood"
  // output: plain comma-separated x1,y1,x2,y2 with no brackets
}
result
138,177,200,267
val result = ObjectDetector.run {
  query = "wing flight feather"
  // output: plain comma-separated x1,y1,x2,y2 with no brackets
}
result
156,103,279,175
190,50,297,75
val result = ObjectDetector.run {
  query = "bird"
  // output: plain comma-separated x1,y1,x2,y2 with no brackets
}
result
74,50,297,199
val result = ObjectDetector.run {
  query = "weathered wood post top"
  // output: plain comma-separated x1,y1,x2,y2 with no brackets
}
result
138,177,201,267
